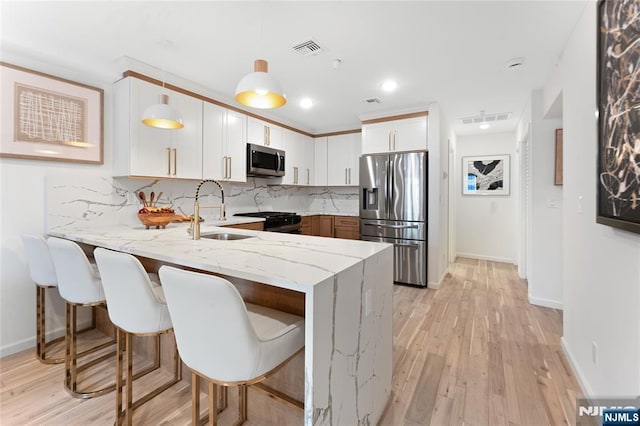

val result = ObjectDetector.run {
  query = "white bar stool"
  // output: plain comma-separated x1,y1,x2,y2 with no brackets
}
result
47,237,116,399
21,234,65,364
159,265,305,425
94,248,182,426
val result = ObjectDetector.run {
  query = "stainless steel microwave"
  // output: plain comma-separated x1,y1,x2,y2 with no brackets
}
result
246,143,285,177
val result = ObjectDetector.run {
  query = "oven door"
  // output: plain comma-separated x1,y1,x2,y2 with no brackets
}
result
360,236,427,287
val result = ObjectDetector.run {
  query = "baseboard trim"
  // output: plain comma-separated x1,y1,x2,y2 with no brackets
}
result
456,252,515,264
528,295,563,310
0,319,92,358
561,337,593,398
428,265,450,289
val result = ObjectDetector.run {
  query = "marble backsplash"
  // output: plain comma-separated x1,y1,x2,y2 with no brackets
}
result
46,174,359,231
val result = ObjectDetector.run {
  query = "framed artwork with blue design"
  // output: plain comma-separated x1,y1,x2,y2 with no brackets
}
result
462,154,510,196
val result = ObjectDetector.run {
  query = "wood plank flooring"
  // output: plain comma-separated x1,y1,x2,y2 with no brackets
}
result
379,258,582,426
0,258,582,425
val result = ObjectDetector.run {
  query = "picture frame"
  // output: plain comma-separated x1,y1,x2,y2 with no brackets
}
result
462,154,510,196
596,0,640,234
0,62,103,164
554,129,563,186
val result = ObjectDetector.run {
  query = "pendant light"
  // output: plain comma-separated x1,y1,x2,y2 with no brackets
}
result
142,42,184,129
235,1,286,109
235,59,286,109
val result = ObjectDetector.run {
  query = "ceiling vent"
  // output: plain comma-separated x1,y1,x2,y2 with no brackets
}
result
363,97,382,104
292,39,323,56
461,112,510,125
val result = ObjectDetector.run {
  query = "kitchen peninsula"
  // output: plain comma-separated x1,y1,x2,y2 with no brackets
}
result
48,223,393,425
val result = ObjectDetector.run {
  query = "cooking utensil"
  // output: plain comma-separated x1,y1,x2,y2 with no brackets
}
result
155,192,163,206
138,191,147,207
149,191,155,207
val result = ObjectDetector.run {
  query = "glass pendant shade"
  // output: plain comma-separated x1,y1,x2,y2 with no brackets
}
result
142,94,184,129
235,59,286,109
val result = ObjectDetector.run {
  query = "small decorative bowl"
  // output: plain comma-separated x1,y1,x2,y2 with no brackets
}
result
137,213,176,229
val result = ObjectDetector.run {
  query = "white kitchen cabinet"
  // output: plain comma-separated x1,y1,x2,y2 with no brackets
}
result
114,77,202,179
314,137,328,186
281,131,314,185
361,115,427,154
327,133,360,186
302,136,315,186
281,129,301,185
202,103,247,182
246,117,282,149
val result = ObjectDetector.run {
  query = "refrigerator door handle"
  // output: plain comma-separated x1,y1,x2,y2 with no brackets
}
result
363,223,419,229
394,242,420,249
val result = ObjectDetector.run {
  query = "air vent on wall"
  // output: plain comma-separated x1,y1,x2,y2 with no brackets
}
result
460,112,511,125
292,39,323,56
363,98,382,104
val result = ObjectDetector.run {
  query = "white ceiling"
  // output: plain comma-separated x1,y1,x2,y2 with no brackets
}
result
1,1,586,136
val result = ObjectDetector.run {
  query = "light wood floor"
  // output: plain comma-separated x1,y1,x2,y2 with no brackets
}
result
379,258,582,426
1,258,582,425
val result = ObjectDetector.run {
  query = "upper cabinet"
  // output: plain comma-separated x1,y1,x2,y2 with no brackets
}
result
361,115,427,154
314,137,328,186
114,77,203,179
202,103,247,182
281,130,314,186
327,133,360,186
247,117,282,149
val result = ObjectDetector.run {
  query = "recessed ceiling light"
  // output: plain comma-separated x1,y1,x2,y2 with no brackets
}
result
300,97,313,109
479,123,491,130
381,80,398,92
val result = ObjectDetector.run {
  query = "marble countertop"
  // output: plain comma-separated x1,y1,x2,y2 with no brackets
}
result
49,224,389,293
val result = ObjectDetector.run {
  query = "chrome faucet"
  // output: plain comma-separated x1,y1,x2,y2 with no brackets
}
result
189,179,226,240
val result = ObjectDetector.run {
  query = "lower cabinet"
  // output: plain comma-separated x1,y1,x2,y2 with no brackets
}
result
223,221,264,231
333,216,360,240
301,215,359,239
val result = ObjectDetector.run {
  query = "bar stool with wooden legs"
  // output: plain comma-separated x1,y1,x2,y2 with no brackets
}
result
47,237,117,399
94,248,182,426
159,266,305,425
21,234,65,364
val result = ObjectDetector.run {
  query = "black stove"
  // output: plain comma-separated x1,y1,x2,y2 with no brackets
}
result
234,212,302,233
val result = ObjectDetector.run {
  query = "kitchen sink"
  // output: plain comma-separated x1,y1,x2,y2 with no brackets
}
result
200,232,254,241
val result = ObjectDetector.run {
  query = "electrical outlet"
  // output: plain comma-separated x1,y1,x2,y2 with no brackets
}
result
592,341,598,366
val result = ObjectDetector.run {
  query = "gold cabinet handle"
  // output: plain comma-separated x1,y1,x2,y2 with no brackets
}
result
167,147,171,175
345,168,348,184
173,148,177,175
388,131,392,151
263,125,267,146
394,130,397,150
267,126,271,146
348,168,351,184
307,168,310,185
227,157,232,179
222,156,228,179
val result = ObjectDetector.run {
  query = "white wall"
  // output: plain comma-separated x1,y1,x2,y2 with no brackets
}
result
528,90,563,309
0,49,116,356
552,3,640,397
454,132,518,263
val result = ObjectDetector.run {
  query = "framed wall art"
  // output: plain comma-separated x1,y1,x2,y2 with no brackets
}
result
554,129,563,186
0,62,103,164
596,0,640,234
462,154,510,195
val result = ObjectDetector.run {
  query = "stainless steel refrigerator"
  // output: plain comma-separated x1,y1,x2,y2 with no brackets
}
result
359,151,428,287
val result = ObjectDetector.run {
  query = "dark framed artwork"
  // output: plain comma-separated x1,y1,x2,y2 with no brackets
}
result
0,62,103,164
596,0,640,234
462,154,510,195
